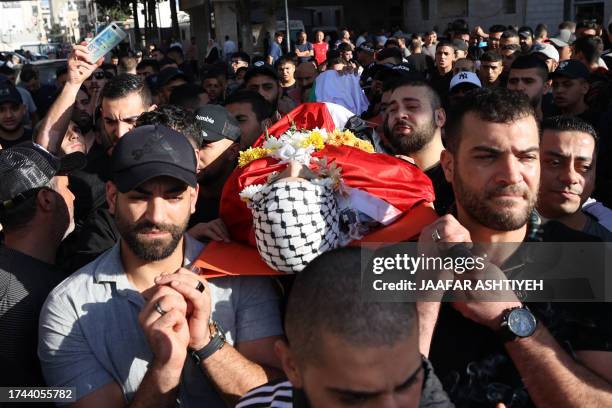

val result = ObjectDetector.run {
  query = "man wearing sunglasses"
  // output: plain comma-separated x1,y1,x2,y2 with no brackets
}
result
237,247,453,408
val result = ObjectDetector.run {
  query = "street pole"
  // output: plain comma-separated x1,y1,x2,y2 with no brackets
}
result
157,1,162,44
284,0,290,53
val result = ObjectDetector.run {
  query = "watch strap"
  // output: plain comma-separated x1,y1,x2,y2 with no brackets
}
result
190,322,225,363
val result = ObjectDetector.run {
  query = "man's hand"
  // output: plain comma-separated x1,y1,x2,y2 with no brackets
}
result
154,269,212,350
418,214,473,257
139,285,190,373
67,43,103,87
188,219,231,242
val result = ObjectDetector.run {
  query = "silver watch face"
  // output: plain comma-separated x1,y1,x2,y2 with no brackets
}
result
508,308,537,337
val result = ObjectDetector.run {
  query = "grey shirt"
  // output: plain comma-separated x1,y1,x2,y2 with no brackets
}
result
39,235,283,407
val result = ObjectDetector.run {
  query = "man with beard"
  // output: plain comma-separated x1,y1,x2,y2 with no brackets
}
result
418,87,612,407
244,62,296,116
538,116,612,240
0,144,83,389
383,78,453,215
190,105,241,224
507,55,550,122
0,81,32,148
39,125,283,407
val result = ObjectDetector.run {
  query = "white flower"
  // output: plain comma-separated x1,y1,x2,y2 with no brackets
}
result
239,184,265,202
272,144,314,165
262,137,284,151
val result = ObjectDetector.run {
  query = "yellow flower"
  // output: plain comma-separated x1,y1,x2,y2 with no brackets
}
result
238,147,272,167
299,131,325,150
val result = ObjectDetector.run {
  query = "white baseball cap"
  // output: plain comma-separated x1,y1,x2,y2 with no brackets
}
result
531,43,559,62
449,71,482,91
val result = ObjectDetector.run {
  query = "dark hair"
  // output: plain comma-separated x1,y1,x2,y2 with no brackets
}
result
224,90,274,122
376,47,403,63
573,36,602,64
230,51,251,64
201,69,226,82
444,87,535,153
501,43,521,52
101,63,117,75
169,83,206,111
383,78,441,111
510,55,549,82
541,115,598,150
489,25,507,34
136,59,160,73
101,74,152,107
481,51,502,63
119,56,137,71
136,105,202,148
285,247,417,363
436,39,456,50
535,24,548,39
337,42,353,53
19,68,37,83
277,55,297,66
384,38,400,48
274,31,284,38
501,29,519,39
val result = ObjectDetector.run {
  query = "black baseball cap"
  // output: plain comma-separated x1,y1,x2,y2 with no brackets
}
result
243,61,278,84
0,82,22,105
551,60,590,80
194,105,241,143
156,67,189,88
111,125,197,193
0,143,86,209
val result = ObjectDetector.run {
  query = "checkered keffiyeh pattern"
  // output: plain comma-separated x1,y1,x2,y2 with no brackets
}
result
250,180,340,273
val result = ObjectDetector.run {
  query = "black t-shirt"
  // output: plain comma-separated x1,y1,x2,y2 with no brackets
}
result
0,127,33,149
429,222,610,408
0,246,65,387
407,53,435,74
429,70,453,107
425,164,454,216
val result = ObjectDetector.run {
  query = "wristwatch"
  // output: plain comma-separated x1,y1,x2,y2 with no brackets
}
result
498,306,538,342
189,320,226,364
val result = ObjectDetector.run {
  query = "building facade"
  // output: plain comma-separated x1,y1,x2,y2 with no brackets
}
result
0,0,47,51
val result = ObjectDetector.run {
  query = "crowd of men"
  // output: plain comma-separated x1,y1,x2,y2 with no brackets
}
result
0,16,611,408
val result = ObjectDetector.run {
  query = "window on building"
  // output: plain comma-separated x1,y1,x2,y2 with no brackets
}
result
437,0,468,17
334,10,341,27
421,0,429,20
503,0,516,14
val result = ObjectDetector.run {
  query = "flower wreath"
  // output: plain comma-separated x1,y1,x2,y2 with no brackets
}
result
238,127,374,203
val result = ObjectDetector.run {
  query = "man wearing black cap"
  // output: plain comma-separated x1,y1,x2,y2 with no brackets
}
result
0,81,32,148
452,39,468,60
39,125,283,407
0,144,84,388
551,60,597,126
192,105,241,223
157,67,189,104
518,26,535,53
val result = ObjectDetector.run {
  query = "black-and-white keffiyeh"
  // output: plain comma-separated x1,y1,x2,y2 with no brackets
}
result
249,180,340,273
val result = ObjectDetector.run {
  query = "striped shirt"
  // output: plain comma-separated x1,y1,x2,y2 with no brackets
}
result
237,358,455,408
236,379,295,408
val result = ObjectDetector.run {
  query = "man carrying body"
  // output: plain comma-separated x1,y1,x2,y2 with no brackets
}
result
39,125,283,407
237,247,454,408
419,87,612,407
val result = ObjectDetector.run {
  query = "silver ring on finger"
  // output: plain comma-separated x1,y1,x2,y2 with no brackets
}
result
432,228,442,243
154,301,167,316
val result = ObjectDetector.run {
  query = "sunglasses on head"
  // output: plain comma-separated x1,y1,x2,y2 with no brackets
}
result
93,71,114,80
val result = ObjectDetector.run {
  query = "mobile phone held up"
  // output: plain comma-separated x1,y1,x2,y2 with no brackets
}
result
87,24,127,62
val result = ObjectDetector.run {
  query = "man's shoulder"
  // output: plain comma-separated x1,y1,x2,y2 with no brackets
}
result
46,246,116,302
236,379,293,408
542,220,602,242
